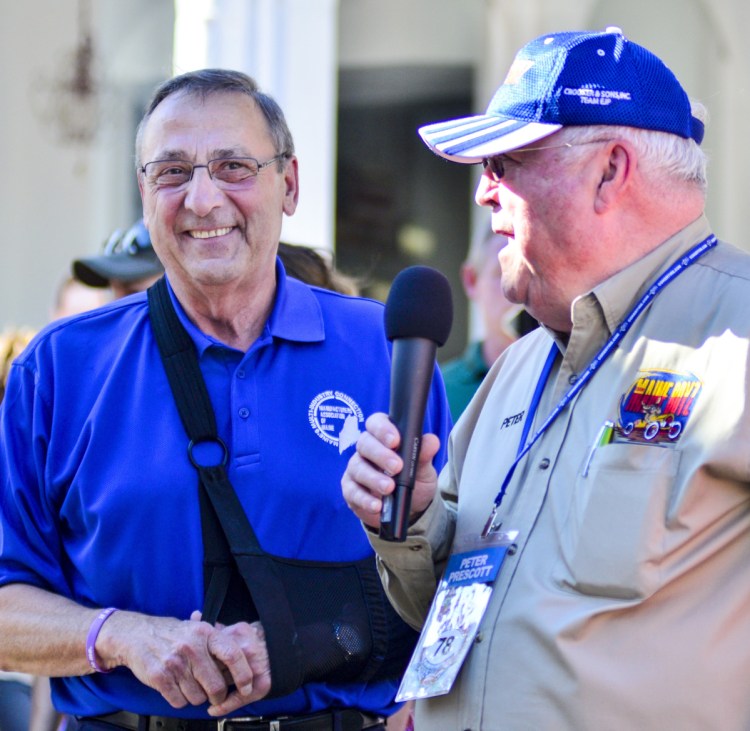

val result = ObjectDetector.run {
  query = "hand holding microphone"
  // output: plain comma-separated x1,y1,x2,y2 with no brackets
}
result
379,266,453,542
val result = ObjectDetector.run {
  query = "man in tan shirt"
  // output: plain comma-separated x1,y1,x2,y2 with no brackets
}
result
342,27,750,730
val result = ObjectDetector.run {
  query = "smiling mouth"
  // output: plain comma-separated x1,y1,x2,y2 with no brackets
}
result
188,227,233,239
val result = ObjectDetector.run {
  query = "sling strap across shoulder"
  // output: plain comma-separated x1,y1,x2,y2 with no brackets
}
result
147,277,303,695
147,277,416,699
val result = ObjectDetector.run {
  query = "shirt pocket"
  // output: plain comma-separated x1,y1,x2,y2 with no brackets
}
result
552,443,682,600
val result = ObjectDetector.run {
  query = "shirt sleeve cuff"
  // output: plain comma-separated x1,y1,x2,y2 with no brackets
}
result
366,496,454,569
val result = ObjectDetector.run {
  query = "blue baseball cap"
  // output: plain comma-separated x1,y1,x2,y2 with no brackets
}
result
419,27,704,163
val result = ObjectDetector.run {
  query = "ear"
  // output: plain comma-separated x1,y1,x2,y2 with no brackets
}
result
594,142,632,214
282,156,300,216
460,262,479,299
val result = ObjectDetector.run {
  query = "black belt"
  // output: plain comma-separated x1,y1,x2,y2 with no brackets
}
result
79,709,385,731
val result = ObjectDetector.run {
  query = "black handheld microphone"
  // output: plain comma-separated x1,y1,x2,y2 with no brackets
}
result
379,266,453,542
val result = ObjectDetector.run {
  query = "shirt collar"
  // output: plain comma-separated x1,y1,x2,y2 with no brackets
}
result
163,258,325,356
576,214,713,339
556,215,713,370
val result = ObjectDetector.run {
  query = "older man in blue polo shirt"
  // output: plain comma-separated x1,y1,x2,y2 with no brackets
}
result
0,70,450,731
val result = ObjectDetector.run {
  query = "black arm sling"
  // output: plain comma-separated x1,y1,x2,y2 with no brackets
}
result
147,277,417,698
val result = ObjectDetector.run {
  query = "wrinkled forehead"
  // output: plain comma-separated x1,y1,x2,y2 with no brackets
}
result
139,90,273,161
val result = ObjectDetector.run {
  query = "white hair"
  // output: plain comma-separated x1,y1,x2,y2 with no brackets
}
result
557,100,708,193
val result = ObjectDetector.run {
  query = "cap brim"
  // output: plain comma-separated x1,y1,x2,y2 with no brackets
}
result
418,114,562,163
73,252,164,288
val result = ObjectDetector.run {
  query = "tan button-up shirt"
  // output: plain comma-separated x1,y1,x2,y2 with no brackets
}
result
372,215,750,730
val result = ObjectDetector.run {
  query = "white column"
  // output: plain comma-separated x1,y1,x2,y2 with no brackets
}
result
184,0,340,252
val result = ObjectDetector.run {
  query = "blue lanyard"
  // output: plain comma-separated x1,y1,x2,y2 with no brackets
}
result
482,234,717,536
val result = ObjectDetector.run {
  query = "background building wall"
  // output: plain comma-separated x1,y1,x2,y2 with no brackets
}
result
200,0,340,253
1,0,748,347
0,0,173,330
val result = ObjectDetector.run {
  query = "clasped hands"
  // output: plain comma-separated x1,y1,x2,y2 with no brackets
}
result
99,412,441,717
97,610,271,716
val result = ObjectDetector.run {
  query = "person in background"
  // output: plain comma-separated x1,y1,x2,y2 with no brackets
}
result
0,336,37,731
440,228,536,421
0,329,34,403
72,219,164,299
0,671,33,731
52,278,110,320
278,242,359,296
342,27,750,730
0,68,450,731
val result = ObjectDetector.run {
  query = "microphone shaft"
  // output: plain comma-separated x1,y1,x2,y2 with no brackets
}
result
379,337,437,541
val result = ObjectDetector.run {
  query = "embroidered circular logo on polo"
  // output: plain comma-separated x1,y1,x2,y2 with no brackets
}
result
308,390,364,454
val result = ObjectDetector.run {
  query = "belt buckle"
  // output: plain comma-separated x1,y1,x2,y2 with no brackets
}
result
217,717,260,731
217,716,288,731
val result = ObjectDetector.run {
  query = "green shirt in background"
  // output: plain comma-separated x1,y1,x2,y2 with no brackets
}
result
440,341,489,423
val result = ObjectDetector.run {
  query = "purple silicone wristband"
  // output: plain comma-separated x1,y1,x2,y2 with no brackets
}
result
86,607,117,673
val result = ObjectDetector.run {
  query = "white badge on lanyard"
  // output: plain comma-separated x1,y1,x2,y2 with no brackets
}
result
396,530,517,701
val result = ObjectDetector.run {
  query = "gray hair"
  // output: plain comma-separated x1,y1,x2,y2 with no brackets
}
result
557,100,708,193
134,68,295,169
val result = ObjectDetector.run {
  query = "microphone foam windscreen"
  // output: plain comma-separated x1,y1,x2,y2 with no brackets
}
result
384,265,453,345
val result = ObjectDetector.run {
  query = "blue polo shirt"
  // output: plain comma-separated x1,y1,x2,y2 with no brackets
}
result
0,262,451,719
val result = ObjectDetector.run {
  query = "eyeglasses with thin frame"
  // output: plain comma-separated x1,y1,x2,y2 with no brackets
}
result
140,154,290,190
481,139,614,182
